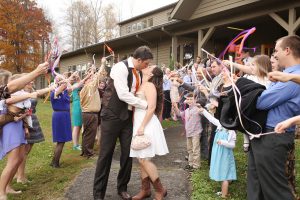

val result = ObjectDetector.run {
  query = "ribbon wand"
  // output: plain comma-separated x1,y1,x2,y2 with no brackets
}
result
104,54,114,59
229,55,234,75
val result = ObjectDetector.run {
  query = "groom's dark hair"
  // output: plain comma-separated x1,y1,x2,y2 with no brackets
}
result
133,46,153,61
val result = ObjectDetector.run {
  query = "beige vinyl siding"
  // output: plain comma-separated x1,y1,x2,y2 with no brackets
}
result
116,47,137,60
60,54,93,73
115,44,170,67
35,76,47,90
120,8,173,36
156,40,171,66
190,0,260,20
154,10,172,27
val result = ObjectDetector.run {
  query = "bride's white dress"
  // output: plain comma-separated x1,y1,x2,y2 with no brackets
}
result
130,91,169,158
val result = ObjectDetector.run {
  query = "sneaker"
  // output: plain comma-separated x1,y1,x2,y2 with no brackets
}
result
72,145,82,151
216,191,222,196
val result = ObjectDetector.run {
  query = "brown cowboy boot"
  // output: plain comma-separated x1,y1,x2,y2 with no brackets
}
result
152,178,167,200
132,177,151,200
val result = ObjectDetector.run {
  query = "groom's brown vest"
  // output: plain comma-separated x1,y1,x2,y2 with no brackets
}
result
101,60,141,121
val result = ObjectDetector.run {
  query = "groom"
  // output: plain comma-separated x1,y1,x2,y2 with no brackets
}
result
93,46,153,200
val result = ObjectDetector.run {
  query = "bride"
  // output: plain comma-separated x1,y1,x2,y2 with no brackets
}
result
130,65,169,200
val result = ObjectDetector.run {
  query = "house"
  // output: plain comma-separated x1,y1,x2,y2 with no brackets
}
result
36,0,300,88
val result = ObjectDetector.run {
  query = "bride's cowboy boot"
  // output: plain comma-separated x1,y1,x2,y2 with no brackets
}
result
132,177,151,200
151,178,167,200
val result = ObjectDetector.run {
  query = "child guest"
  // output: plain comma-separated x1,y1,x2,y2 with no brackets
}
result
199,97,237,198
174,92,202,170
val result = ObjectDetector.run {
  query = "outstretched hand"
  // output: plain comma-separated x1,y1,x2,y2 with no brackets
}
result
36,62,49,75
268,71,291,82
222,60,231,67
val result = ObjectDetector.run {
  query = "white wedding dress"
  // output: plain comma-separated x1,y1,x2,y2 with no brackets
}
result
130,91,169,158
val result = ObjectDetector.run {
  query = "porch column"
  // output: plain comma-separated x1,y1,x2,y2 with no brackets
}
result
269,8,300,35
197,27,215,57
171,36,178,62
198,30,204,57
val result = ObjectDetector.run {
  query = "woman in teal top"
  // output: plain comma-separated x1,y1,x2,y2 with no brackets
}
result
71,76,83,151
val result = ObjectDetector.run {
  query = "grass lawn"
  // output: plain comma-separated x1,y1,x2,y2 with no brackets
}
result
191,134,300,200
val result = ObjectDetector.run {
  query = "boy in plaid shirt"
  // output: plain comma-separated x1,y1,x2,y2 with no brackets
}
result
173,92,202,170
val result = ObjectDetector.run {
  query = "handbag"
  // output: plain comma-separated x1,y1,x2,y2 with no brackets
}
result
131,135,151,150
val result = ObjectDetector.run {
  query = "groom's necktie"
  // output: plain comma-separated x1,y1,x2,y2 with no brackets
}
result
132,68,140,121
132,68,140,93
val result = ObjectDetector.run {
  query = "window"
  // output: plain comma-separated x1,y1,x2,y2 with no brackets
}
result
81,64,87,71
137,22,142,30
132,23,137,31
148,18,153,27
126,25,131,33
80,64,87,78
141,20,147,29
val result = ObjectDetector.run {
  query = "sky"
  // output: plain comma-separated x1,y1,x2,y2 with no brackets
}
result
36,0,177,49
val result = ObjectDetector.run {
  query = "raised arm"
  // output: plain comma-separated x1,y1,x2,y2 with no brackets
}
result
5,92,38,105
36,84,56,97
223,60,253,75
54,84,67,98
257,81,298,110
176,77,195,91
268,71,300,84
201,109,221,127
136,83,156,135
7,62,49,93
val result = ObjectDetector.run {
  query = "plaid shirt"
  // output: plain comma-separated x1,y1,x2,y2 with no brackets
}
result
180,106,203,138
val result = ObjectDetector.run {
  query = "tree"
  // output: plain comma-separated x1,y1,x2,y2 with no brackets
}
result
102,3,119,41
0,0,52,73
65,1,94,50
65,0,119,50
89,0,103,44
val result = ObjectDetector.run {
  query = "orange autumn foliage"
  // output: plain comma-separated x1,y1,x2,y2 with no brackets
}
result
0,0,52,73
